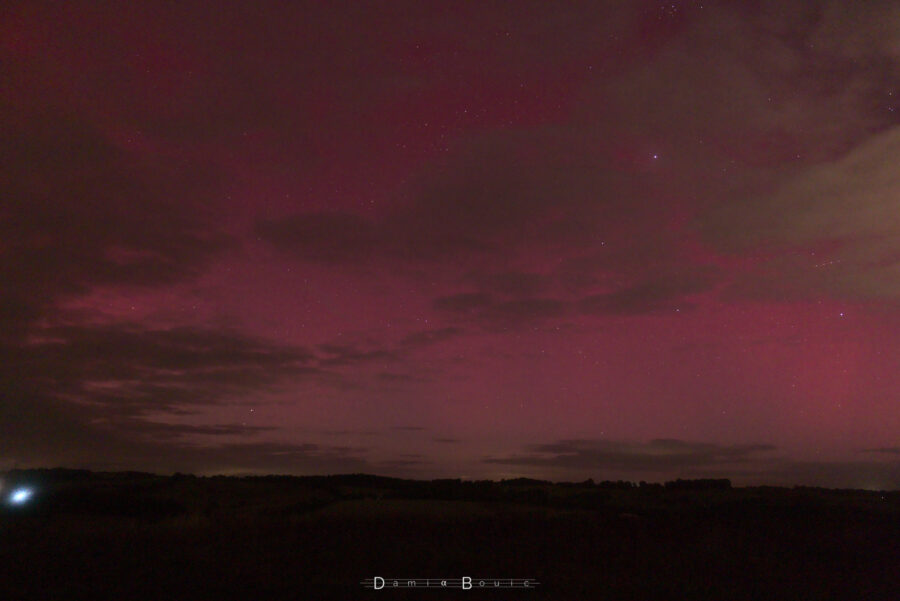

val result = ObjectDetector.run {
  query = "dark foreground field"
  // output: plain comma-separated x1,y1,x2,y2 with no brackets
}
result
1,470,897,600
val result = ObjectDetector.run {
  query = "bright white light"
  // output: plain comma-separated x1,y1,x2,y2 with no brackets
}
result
9,487,33,505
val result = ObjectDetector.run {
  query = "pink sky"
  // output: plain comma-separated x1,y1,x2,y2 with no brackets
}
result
3,1,900,487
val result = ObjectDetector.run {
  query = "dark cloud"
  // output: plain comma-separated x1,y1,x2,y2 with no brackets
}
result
113,422,276,439
255,125,662,279
252,0,900,316
0,316,431,472
316,343,397,367
482,298,567,328
432,270,718,327
391,426,427,432
862,447,900,455
0,323,320,468
376,459,430,469
466,271,550,297
0,111,233,338
578,269,719,316
0,399,375,474
433,266,718,328
485,439,777,472
1,323,315,420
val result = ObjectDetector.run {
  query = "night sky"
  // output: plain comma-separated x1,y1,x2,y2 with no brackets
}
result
3,1,900,488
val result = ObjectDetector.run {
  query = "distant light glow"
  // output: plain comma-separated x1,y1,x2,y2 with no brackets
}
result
8,487,34,505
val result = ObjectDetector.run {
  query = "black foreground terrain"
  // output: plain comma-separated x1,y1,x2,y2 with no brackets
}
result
1,469,897,600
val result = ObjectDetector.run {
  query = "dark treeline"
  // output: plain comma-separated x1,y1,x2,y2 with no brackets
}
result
2,468,895,522
3,468,732,490
2,468,898,600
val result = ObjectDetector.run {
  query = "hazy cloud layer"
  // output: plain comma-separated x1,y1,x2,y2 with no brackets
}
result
485,439,778,472
485,438,900,488
0,111,233,339
703,127,900,302
862,447,900,455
